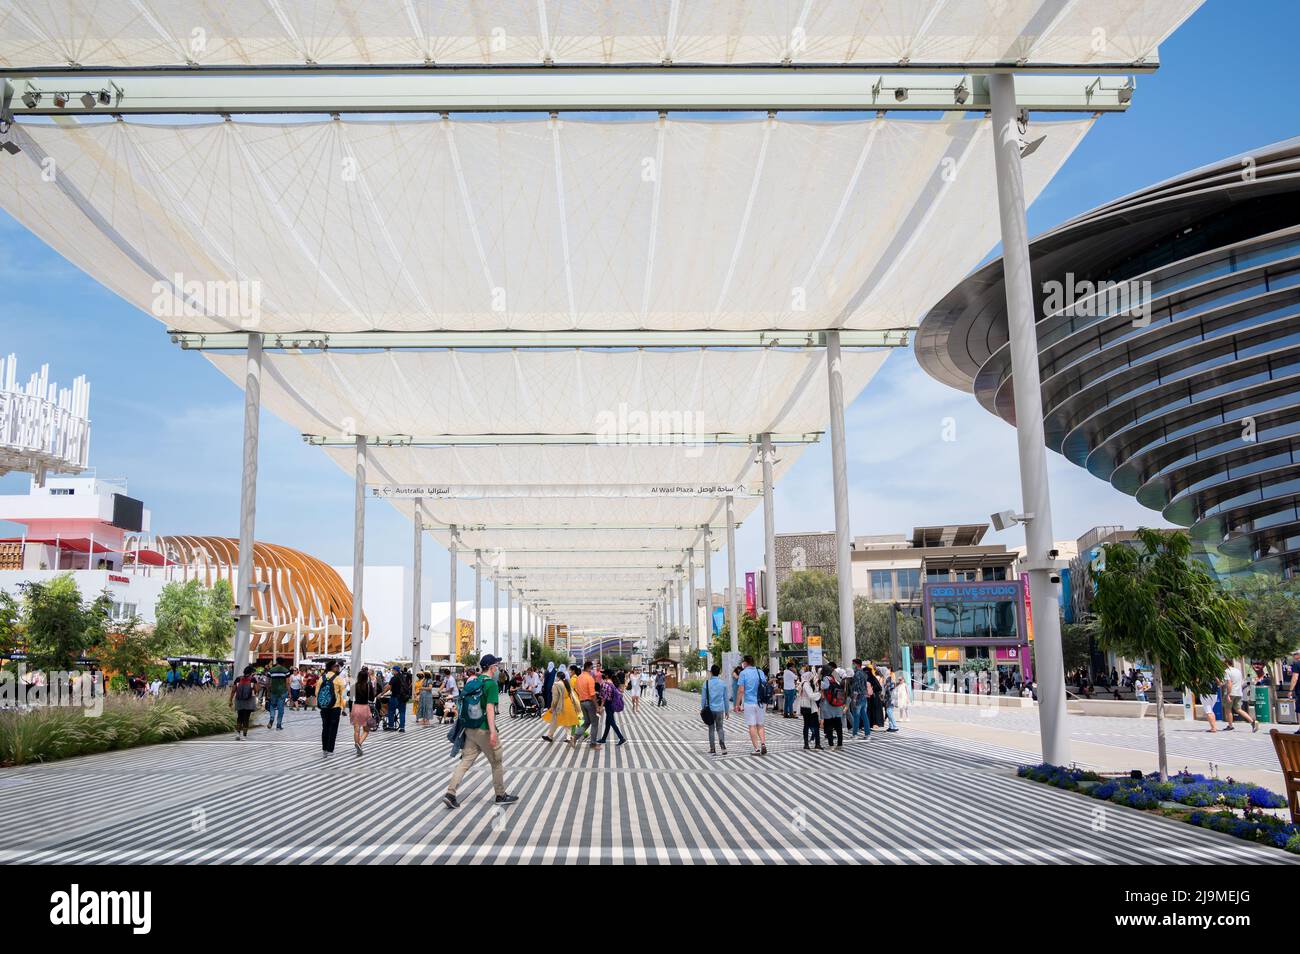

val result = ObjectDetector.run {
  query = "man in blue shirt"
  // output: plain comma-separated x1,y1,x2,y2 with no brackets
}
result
701,664,729,756
733,655,768,756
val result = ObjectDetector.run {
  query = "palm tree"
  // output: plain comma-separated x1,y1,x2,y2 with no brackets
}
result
1091,529,1247,780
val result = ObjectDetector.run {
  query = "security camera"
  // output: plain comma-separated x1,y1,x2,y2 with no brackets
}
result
1049,573,1062,585
990,510,1018,532
1048,548,1060,560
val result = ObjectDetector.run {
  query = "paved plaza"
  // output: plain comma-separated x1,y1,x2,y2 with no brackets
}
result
2,692,1293,865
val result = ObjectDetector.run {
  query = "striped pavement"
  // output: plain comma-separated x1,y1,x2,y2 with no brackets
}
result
909,703,1288,772
0,690,1294,864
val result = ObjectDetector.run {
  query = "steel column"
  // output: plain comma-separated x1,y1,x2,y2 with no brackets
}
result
990,72,1070,766
411,497,423,668
474,550,482,657
726,496,738,655
232,332,261,674
826,330,857,667
348,434,367,675
760,433,779,674
448,524,458,660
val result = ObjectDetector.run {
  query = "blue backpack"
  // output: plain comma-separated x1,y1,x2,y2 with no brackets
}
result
460,677,486,725
754,671,773,705
317,672,337,708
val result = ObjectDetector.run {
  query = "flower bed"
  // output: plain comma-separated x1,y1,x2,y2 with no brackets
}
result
0,689,237,767
1018,763,1299,856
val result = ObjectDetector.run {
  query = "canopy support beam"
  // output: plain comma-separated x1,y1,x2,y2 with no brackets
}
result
5,69,1140,115
702,525,713,663
990,73,1070,766
171,329,911,350
306,433,819,447
726,496,738,657
448,524,458,659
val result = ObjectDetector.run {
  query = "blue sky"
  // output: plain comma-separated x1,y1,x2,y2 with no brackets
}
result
3,0,1298,611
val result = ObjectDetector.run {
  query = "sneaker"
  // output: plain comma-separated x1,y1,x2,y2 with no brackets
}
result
1223,725,1234,731
399,728,405,733
276,725,283,731
354,742,363,756
443,793,459,810
720,748,727,755
760,745,768,756
750,749,762,757
709,747,717,755
235,734,241,741
616,739,626,746
494,794,520,805
540,734,554,743
886,727,899,733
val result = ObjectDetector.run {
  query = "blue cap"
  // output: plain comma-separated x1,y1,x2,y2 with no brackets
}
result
479,654,502,669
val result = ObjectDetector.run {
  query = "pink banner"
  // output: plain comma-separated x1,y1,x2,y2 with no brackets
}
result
745,572,756,617
792,620,804,644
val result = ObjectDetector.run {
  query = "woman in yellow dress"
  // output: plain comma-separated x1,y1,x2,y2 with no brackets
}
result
540,668,579,746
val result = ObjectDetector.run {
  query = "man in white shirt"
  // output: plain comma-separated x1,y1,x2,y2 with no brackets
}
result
1221,660,1258,733
781,663,798,719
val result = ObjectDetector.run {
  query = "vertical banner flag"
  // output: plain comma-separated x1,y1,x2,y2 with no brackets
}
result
1021,575,1035,642
745,572,756,616
792,621,804,644
711,606,725,636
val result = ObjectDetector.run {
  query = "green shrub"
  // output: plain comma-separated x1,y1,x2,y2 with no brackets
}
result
678,678,705,694
0,688,237,766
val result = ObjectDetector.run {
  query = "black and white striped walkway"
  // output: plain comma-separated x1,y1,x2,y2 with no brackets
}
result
0,691,1293,864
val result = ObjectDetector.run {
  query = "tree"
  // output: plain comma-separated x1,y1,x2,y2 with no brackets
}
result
0,589,20,661
154,578,236,658
20,575,111,672
708,611,769,670
525,638,569,669
458,649,481,668
852,597,922,664
778,570,840,661
98,615,154,682
1092,528,1248,780
1232,576,1300,663
1059,620,1096,674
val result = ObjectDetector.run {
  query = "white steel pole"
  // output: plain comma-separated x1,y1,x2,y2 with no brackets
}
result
760,433,779,674
348,434,367,675
506,586,513,669
232,333,262,674
687,546,697,653
989,72,1070,767
826,330,857,668
448,525,458,661
703,525,713,658
474,551,482,657
493,576,500,659
726,496,739,655
411,498,423,669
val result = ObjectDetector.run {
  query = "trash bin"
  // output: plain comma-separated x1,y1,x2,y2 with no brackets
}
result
1255,684,1272,724
1279,695,1298,725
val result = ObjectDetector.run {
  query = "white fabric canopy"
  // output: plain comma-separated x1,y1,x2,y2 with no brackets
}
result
0,1,1202,68
207,348,886,438
1,114,1090,333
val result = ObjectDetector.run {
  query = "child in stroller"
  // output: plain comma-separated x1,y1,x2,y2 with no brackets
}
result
510,688,541,718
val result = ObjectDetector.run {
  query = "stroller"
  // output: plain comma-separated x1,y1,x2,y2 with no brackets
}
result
510,689,541,719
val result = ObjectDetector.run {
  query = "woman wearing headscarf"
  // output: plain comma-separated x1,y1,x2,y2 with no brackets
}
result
542,661,557,710
540,667,580,746
865,664,885,729
797,667,823,751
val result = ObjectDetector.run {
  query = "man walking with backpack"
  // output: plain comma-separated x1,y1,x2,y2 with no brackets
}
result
444,654,518,810
597,670,627,746
386,665,410,733
734,655,768,757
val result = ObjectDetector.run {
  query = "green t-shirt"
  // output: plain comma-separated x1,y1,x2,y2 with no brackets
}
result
463,676,500,730
266,665,290,699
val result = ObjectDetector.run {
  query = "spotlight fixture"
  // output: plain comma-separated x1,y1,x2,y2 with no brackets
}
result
21,90,39,109
52,92,68,108
894,86,908,102
1117,82,1134,105
0,140,19,156
953,81,969,105
97,88,112,106
79,91,97,109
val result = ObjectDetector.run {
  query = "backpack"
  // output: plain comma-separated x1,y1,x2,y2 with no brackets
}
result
234,678,254,702
317,672,337,708
823,679,845,708
460,677,486,725
605,683,624,713
754,671,772,706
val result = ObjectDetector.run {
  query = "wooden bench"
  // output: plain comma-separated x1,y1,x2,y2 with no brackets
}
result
1271,729,1300,824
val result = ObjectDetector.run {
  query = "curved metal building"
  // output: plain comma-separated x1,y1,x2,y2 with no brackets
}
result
916,139,1300,577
